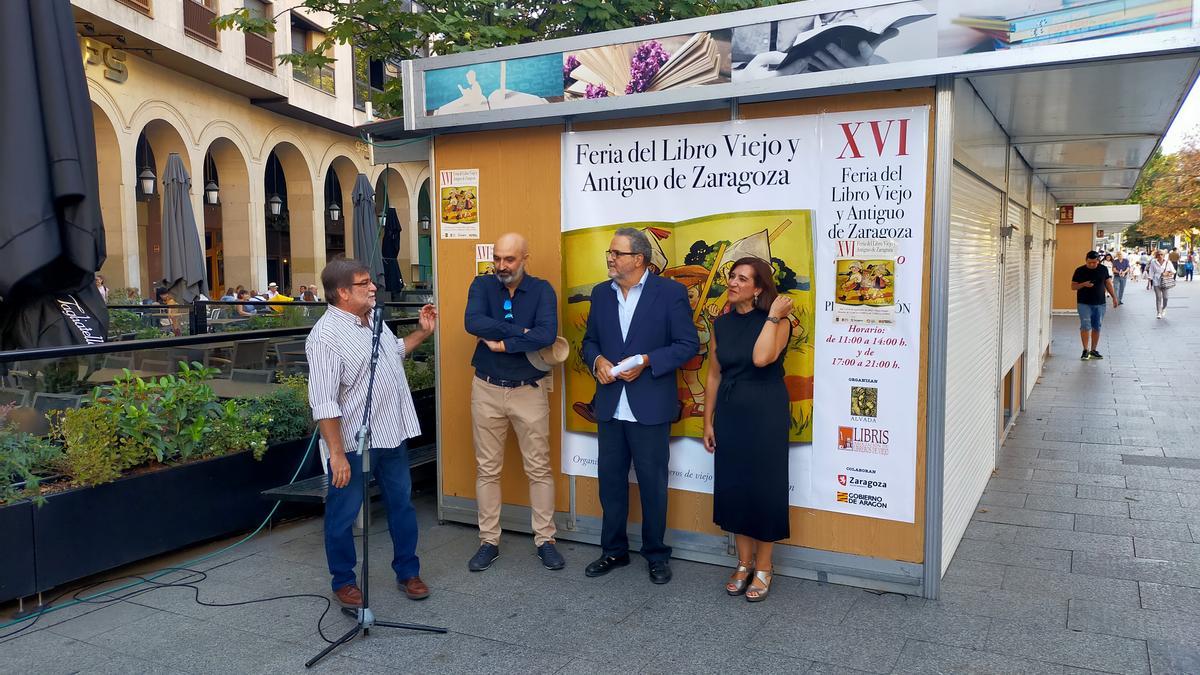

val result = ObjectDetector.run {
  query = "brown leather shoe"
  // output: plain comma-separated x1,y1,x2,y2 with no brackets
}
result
399,576,430,601
334,584,362,608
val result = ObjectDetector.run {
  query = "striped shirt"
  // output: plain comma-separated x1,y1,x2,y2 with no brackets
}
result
306,304,421,464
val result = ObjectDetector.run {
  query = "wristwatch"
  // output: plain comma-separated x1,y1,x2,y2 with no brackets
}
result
766,316,781,324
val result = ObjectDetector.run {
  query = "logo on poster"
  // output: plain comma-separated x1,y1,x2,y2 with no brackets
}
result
835,491,889,509
837,426,889,455
837,474,847,486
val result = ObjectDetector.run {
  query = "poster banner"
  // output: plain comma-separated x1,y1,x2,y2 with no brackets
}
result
439,169,480,239
423,0,1193,120
809,109,928,523
560,107,927,522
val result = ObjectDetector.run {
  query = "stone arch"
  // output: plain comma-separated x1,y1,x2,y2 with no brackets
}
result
127,100,199,147
91,101,130,290
258,126,316,170
416,176,432,286
134,118,191,294
263,141,314,293
202,136,252,295
372,166,412,289
324,155,360,264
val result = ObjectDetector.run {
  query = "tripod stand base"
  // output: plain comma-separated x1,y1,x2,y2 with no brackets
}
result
305,607,447,668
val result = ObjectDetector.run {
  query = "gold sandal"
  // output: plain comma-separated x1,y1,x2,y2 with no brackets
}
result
725,560,754,596
746,569,773,602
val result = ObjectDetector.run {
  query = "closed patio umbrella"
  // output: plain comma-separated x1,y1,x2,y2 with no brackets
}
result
351,174,385,286
160,153,208,304
381,207,404,292
0,0,108,348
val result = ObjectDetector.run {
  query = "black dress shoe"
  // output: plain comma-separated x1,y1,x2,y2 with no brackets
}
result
648,560,672,584
584,554,630,577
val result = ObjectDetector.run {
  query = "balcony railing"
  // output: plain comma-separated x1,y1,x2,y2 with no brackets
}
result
245,32,275,72
293,64,336,95
353,81,384,111
183,0,218,48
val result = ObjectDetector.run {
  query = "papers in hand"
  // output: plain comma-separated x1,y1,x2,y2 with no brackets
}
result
610,354,645,376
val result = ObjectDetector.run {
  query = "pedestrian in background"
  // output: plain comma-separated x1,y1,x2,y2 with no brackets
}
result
1185,252,1195,282
1111,251,1129,305
1148,248,1176,319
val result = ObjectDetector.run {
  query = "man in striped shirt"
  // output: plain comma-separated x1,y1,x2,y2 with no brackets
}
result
306,258,438,608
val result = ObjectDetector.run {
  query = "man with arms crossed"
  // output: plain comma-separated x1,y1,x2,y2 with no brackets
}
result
1071,250,1118,361
307,258,438,607
463,233,565,572
582,228,699,584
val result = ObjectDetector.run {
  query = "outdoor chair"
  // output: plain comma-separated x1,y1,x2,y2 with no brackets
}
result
31,393,83,416
0,388,30,407
103,354,134,370
230,369,274,383
274,339,308,377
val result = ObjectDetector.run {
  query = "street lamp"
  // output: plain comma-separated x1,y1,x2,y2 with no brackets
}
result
328,201,341,221
203,153,219,205
138,166,156,196
267,193,283,216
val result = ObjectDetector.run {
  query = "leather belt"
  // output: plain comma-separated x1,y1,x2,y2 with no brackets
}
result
476,372,542,388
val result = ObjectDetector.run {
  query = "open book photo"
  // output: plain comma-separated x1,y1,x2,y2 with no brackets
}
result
563,30,732,100
732,1,936,82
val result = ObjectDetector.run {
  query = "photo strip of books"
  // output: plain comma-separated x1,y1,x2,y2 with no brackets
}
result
421,0,1195,119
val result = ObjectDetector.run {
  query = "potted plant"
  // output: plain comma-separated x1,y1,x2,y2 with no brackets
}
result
0,414,62,601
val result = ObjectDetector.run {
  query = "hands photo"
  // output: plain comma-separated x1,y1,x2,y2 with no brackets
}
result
769,295,794,320
418,304,438,333
594,355,616,385
703,425,716,453
329,452,351,489
616,354,648,382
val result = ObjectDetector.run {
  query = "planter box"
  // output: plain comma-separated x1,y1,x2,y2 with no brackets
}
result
0,500,35,602
30,436,319,595
409,387,436,451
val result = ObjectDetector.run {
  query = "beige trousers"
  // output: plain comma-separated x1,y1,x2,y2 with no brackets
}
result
471,376,556,546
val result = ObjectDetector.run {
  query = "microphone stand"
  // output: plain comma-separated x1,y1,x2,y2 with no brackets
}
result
306,304,446,669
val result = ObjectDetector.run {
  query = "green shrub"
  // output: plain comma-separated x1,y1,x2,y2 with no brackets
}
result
404,358,434,391
242,373,312,447
0,424,64,505
108,309,143,337
53,362,274,486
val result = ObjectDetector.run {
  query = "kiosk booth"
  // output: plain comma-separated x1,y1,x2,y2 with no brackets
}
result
367,0,1200,599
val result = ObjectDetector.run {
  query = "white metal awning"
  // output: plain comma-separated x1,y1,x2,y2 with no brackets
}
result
968,54,1200,205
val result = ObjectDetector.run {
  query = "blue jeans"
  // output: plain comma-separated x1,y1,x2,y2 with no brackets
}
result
1113,275,1127,303
1077,303,1106,332
324,442,419,591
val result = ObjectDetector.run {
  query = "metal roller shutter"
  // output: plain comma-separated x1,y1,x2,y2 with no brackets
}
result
943,165,1003,573
1001,201,1027,369
1025,215,1045,397
1042,222,1055,353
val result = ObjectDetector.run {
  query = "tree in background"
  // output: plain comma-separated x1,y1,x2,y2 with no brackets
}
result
217,0,790,118
1124,142,1200,244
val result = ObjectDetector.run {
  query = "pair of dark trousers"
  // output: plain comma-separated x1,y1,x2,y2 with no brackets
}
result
324,442,418,591
597,419,671,562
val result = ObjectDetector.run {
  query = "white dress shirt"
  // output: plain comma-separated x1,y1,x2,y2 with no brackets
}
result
306,304,422,465
612,268,649,422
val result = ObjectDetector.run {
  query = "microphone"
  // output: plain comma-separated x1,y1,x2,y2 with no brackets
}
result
372,304,385,336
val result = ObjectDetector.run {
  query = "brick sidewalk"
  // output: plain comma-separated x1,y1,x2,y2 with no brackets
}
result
3,275,1199,673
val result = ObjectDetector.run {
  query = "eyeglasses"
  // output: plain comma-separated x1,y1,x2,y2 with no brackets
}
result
605,250,638,259
503,298,514,321
351,280,373,288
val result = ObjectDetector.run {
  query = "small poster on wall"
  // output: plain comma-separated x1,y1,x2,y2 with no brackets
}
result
439,168,480,239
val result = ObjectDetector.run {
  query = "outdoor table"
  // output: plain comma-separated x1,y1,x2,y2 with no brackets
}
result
86,367,169,383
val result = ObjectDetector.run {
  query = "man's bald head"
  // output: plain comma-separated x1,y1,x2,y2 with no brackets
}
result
493,232,530,287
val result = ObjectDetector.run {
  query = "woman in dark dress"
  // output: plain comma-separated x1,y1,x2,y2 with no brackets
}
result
702,257,793,602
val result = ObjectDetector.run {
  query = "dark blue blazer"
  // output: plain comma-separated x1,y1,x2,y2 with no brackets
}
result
581,272,700,425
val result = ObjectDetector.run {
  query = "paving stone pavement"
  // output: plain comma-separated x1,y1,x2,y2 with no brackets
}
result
3,277,1200,673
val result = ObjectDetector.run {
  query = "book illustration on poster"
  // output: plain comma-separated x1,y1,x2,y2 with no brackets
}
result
564,31,729,99
832,239,897,325
775,3,934,70
951,0,1193,49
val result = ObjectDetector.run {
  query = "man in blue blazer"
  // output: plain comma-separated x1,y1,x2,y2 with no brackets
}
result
581,227,700,584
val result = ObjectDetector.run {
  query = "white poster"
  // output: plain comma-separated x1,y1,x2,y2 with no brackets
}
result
560,107,927,523
810,109,928,522
439,168,480,239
